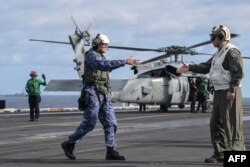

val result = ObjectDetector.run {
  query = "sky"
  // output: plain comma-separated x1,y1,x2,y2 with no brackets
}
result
0,0,250,96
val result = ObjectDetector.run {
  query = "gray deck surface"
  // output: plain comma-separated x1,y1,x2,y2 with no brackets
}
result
0,109,249,167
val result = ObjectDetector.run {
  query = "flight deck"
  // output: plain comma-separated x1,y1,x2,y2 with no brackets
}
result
0,109,249,167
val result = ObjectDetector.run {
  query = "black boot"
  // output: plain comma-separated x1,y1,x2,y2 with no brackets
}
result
106,147,126,160
61,140,76,160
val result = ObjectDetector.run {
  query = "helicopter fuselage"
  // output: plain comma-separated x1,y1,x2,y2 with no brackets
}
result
112,76,190,105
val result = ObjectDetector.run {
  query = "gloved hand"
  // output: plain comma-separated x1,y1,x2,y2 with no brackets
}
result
42,74,46,80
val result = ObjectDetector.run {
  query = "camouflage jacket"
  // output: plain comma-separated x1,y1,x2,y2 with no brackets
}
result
83,48,126,94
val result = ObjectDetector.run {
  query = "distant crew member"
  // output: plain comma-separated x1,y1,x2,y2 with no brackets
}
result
196,79,209,113
139,104,146,112
177,25,245,163
25,71,46,121
189,79,197,113
61,33,140,160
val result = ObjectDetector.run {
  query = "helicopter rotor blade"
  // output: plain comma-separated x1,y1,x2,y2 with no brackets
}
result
140,47,213,64
186,41,211,50
230,33,239,38
86,18,96,32
194,52,212,55
186,33,239,49
108,45,160,52
29,39,93,48
29,39,70,45
190,51,212,56
141,53,171,64
108,33,240,53
242,56,250,59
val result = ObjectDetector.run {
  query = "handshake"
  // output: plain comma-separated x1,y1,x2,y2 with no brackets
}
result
125,57,140,66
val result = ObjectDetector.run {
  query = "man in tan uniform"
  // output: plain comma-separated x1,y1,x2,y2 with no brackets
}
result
176,25,245,163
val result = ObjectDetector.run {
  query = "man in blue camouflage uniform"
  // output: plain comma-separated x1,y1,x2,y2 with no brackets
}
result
61,33,140,160
177,25,245,163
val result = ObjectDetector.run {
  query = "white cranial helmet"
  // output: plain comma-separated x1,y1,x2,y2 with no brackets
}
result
210,25,231,41
92,33,109,47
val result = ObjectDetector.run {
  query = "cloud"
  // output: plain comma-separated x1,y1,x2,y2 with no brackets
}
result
0,53,26,65
1,0,250,96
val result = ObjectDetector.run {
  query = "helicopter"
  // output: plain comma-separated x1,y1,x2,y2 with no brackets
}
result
29,11,244,112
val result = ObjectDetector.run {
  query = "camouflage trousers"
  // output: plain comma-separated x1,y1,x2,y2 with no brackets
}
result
69,92,117,148
210,87,245,156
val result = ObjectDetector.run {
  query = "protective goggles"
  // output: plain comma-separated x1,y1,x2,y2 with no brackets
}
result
210,34,218,41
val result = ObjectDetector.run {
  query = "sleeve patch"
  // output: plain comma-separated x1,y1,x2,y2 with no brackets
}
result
229,48,241,58
231,51,238,57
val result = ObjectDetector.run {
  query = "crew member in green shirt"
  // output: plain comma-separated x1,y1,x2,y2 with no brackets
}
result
196,79,209,113
25,70,46,121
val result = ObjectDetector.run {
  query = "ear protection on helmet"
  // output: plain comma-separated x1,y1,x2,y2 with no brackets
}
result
211,25,231,41
92,34,101,48
30,70,37,77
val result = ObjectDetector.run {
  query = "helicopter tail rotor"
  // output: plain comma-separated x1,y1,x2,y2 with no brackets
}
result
64,4,92,45
64,4,82,34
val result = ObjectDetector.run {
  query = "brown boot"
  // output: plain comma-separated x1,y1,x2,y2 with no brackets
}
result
204,155,224,163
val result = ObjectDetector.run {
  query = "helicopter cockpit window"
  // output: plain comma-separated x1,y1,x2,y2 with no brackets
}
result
137,69,166,78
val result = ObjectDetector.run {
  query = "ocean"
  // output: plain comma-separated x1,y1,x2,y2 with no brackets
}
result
1,95,250,109
2,95,79,109
1,95,126,109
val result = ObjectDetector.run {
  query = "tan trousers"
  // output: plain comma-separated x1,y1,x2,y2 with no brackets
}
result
210,87,245,156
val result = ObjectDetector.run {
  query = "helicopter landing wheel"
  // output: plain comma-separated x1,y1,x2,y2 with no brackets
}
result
159,105,169,112
178,104,185,109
